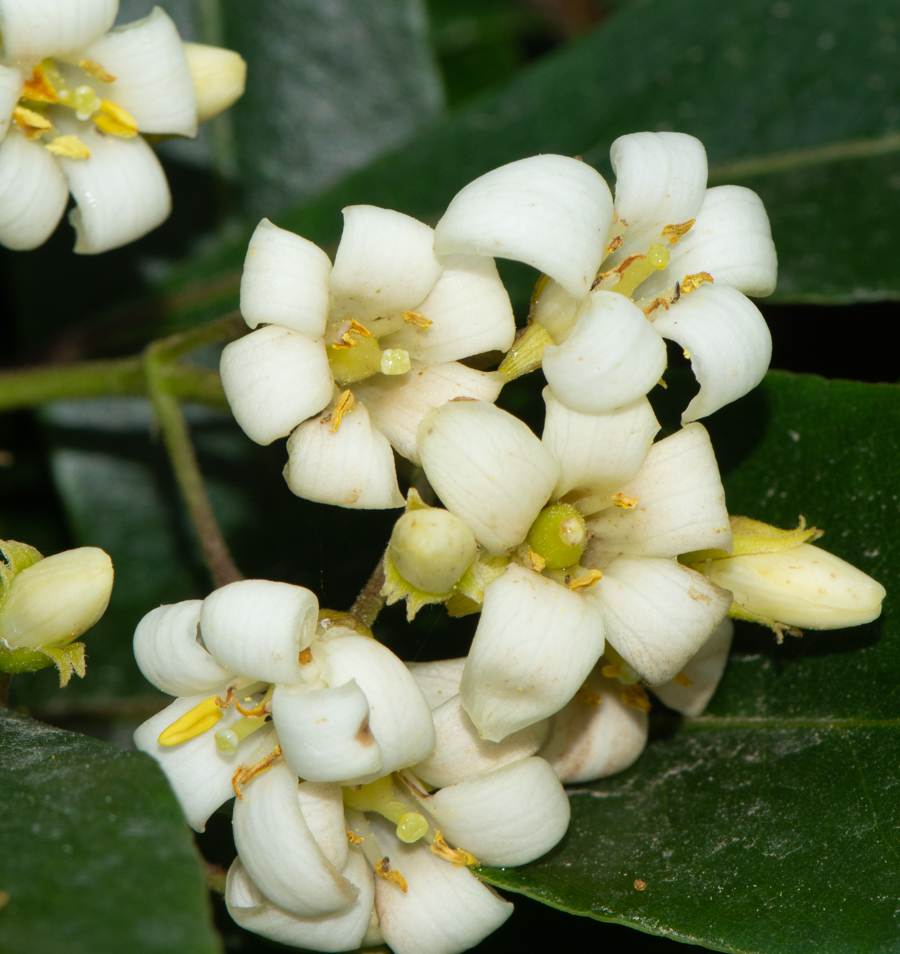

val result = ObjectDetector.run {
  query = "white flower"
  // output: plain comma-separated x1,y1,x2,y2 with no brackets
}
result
416,398,735,740
0,0,245,252
132,579,434,831
435,132,777,423
221,210,516,510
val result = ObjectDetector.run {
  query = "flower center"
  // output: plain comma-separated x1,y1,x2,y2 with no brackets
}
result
326,317,411,387
526,502,587,570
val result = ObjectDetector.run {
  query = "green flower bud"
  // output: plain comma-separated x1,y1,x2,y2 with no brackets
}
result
389,509,477,595
0,547,114,650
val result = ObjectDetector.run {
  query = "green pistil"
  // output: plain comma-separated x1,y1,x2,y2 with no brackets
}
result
527,502,587,570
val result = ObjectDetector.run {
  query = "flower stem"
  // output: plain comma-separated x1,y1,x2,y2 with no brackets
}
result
350,558,387,628
0,357,144,411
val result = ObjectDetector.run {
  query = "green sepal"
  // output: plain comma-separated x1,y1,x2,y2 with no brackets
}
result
727,601,801,645
0,642,54,675
317,609,373,638
0,640,86,685
681,514,822,565
0,539,44,613
381,549,454,622
450,548,510,612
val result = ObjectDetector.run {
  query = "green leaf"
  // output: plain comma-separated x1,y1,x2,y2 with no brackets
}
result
481,372,900,952
0,709,219,954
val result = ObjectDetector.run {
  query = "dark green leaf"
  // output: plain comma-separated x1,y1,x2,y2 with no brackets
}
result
481,372,900,952
0,709,219,954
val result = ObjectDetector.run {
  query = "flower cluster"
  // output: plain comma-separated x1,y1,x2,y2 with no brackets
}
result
0,0,245,252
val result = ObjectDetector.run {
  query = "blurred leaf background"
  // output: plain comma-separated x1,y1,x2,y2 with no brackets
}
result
1,0,898,951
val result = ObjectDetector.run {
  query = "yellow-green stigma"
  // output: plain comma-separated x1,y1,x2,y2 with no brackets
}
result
343,775,428,844
527,503,587,570
612,242,670,298
214,715,268,754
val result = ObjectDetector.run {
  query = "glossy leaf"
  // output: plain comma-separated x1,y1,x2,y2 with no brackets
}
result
0,709,219,954
480,372,900,952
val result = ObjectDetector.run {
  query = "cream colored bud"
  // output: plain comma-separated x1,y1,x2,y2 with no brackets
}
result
0,547,113,649
183,42,247,124
389,509,477,594
704,543,885,630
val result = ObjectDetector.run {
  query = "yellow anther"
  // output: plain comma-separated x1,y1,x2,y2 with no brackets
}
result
13,106,52,138
431,832,477,867
234,689,272,718
329,390,355,432
402,310,432,329
661,219,695,243
672,671,694,688
45,135,91,159
347,830,364,846
298,646,313,665
643,297,669,317
575,685,603,706
567,569,603,590
375,858,408,892
679,272,714,296
232,745,282,799
527,549,547,572
605,234,624,255
612,492,638,509
611,243,671,298
158,695,224,746
621,684,652,713
93,99,138,138
337,318,373,345
601,664,621,679
23,64,57,103
80,59,116,83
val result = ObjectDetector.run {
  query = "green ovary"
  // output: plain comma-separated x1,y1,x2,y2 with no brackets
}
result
527,503,587,570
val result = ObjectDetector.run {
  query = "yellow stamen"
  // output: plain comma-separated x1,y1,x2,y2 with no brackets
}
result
234,689,272,718
672,671,693,688
527,549,547,572
621,684,652,713
605,234,624,255
431,832,477,867
347,830,364,846
567,569,603,590
336,318,373,347
679,272,714,296
46,135,91,159
80,59,116,83
23,64,57,103
643,297,669,317
612,492,638,509
402,310,432,329
298,647,313,665
13,105,52,138
601,664,621,679
232,745,282,799
93,99,138,138
329,390,355,432
375,858,408,892
158,695,224,746
575,685,603,706
661,219,695,243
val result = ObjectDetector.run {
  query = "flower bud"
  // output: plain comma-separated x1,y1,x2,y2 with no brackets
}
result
182,42,247,124
0,547,113,650
703,543,885,630
389,508,477,594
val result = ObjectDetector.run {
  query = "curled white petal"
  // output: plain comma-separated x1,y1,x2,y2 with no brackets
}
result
434,155,613,300
540,670,648,783
200,579,319,685
704,544,886,630
0,0,117,63
226,851,373,953
273,680,383,783
133,600,232,697
0,131,68,250
417,757,570,867
313,634,435,783
233,761,358,917
645,185,777,299
330,205,442,320
414,694,548,788
542,388,659,507
240,219,332,336
417,400,559,555
55,120,171,254
383,254,515,363
406,658,466,709
586,423,732,559
220,326,333,445
133,692,272,832
284,401,404,510
542,291,667,414
0,65,22,141
650,618,733,716
592,556,732,685
608,132,707,261
354,361,504,466
81,7,198,137
296,781,350,873
371,817,512,954
652,284,772,424
460,565,605,741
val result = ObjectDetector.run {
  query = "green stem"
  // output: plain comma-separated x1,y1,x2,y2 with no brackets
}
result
350,559,387,628
0,357,144,412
